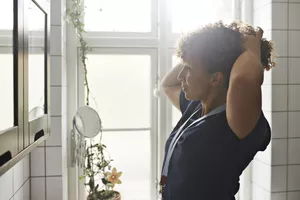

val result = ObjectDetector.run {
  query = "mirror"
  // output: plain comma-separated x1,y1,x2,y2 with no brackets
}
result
73,106,102,138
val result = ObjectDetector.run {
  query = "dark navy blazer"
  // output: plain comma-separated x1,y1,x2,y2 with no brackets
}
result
162,91,271,200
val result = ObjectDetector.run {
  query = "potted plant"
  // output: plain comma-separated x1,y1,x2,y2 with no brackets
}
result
81,141,122,200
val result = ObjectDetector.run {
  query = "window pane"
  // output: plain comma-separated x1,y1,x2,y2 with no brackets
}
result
84,0,151,32
94,131,151,200
171,55,182,127
0,1,14,132
28,1,46,121
172,0,233,33
87,54,151,129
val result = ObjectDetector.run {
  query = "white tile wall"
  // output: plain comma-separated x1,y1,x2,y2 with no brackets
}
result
289,4,300,29
271,192,287,200
31,177,46,200
288,139,300,164
288,191,300,200
46,147,62,176
272,31,288,57
288,112,300,137
288,31,300,57
272,85,288,111
288,58,300,84
288,165,300,191
272,112,288,138
272,3,288,30
271,166,287,192
46,177,63,200
50,56,63,86
47,116,62,146
50,87,63,116
271,139,287,165
0,168,14,200
272,58,288,84
50,26,63,56
252,183,271,200
31,147,45,177
253,160,272,191
14,180,30,200
288,85,300,111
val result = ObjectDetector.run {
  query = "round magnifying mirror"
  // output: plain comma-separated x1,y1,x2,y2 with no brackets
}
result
73,106,102,138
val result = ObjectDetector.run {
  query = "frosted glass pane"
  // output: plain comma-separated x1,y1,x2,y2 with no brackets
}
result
86,54,151,129
28,1,45,121
0,0,13,30
0,1,14,132
172,0,233,33
94,131,151,200
84,0,151,32
0,54,14,132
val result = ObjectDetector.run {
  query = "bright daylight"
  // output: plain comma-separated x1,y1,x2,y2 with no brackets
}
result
0,0,298,200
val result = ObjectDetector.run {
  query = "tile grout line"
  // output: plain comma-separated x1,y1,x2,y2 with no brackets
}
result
286,0,290,198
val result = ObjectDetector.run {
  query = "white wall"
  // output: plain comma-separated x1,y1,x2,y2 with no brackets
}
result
30,0,68,200
0,156,30,200
252,0,300,199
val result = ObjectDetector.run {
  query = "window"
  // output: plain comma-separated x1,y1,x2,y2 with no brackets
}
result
171,0,233,33
0,0,50,175
85,50,157,200
81,0,237,199
84,0,152,33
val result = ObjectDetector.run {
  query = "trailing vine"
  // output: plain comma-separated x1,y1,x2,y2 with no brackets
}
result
66,0,91,105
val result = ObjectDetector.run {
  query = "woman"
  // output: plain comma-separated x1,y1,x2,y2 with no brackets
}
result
160,22,275,200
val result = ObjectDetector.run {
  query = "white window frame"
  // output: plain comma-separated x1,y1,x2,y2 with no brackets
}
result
69,0,247,199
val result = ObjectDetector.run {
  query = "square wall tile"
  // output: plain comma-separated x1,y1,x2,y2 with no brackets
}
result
46,177,62,200
289,4,300,29
50,56,63,86
288,165,300,191
30,147,45,177
272,31,288,57
272,3,288,30
272,58,288,84
31,177,45,200
272,112,288,138
288,191,300,200
288,138,300,164
50,86,62,116
288,85,300,111
0,167,14,200
50,26,62,56
14,180,30,200
23,155,29,181
289,31,300,57
252,183,271,200
288,112,300,137
271,192,286,200
263,69,272,85
46,147,62,176
51,0,62,26
255,142,272,165
271,139,287,165
272,192,287,200
290,0,300,2
13,160,24,193
47,116,62,146
253,0,271,11
288,58,300,84
272,85,288,111
262,85,272,111
271,165,287,192
252,160,271,191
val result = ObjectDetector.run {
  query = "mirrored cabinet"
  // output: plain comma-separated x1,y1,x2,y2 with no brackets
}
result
0,0,50,175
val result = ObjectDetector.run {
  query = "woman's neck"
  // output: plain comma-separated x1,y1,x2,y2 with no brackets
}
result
200,91,227,117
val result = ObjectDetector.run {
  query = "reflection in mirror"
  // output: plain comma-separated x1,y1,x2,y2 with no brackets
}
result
0,0,14,132
28,0,46,121
73,106,102,138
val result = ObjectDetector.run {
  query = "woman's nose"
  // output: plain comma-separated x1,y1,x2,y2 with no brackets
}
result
177,67,185,82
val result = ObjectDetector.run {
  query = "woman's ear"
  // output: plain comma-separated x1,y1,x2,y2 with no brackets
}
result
211,72,224,86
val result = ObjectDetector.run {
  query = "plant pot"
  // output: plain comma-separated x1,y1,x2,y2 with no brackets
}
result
87,191,121,200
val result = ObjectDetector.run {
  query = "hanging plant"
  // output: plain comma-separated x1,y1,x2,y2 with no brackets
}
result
66,1,122,199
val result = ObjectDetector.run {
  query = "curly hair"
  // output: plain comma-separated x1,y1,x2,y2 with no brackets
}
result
177,21,276,88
